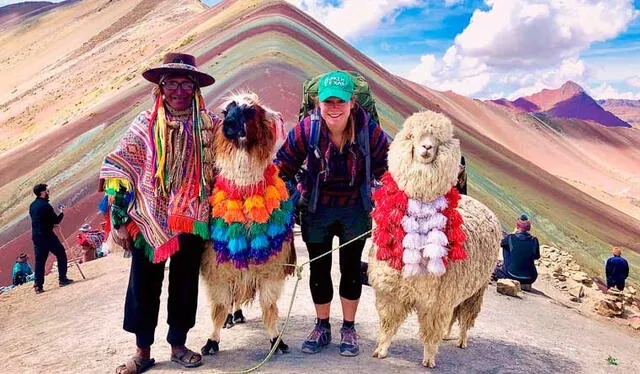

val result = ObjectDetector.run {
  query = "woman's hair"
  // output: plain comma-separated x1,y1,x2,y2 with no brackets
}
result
314,96,356,152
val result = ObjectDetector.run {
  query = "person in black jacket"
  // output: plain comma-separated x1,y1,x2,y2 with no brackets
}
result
456,156,467,195
29,183,73,294
605,247,629,291
494,214,540,291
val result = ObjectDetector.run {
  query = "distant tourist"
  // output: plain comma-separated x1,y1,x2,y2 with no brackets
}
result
12,253,33,286
493,214,540,291
605,247,629,291
29,183,74,294
456,155,467,195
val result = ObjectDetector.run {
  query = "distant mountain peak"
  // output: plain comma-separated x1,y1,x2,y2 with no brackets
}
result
489,81,631,128
559,80,585,96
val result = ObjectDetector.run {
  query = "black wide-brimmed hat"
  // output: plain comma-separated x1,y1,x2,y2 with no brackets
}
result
142,53,215,87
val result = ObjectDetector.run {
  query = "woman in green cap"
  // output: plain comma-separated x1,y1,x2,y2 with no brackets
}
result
275,70,389,356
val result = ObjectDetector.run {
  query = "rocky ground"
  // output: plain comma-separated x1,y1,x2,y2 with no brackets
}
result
1,235,639,374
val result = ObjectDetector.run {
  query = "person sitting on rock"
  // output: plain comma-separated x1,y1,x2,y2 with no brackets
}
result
12,253,33,286
605,247,629,291
494,214,540,291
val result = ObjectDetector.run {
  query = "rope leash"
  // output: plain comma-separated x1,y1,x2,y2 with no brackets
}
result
222,228,373,374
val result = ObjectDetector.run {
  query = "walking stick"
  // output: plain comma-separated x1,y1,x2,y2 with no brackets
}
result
55,226,86,280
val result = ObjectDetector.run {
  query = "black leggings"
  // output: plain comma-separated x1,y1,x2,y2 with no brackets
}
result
306,238,366,304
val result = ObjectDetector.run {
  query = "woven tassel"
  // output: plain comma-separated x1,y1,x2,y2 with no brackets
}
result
228,237,248,255
193,221,210,240
227,223,245,239
267,222,286,237
402,263,423,277
420,213,447,233
250,234,269,250
427,257,446,276
448,244,468,261
98,195,109,214
168,216,195,234
426,230,449,247
211,190,227,206
422,243,448,259
249,223,268,238
402,232,427,249
401,215,420,233
248,207,270,223
402,248,422,264
153,235,180,263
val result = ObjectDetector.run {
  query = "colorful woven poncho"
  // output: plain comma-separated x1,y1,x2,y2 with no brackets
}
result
209,164,295,269
100,99,218,263
372,172,467,277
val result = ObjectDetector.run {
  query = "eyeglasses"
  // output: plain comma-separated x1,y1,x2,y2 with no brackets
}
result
162,80,196,91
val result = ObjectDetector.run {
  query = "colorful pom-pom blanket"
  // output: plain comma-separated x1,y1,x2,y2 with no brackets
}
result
209,164,294,269
372,172,467,277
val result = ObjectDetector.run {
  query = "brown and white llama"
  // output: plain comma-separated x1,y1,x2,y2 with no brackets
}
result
200,92,295,356
368,110,501,367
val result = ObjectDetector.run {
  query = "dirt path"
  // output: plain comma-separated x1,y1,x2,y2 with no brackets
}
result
1,234,639,373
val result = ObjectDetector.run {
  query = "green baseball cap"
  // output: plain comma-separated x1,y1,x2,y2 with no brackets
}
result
318,71,355,102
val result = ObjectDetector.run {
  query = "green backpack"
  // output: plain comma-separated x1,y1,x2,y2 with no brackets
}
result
298,71,380,123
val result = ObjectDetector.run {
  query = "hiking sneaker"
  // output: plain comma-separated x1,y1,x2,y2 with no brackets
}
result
339,326,360,357
59,278,74,287
301,323,331,354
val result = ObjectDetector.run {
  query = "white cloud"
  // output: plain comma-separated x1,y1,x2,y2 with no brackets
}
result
626,75,640,88
444,0,463,6
286,0,422,39
588,82,640,100
406,0,638,98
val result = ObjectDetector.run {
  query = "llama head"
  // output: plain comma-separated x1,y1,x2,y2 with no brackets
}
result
388,110,460,201
216,92,283,186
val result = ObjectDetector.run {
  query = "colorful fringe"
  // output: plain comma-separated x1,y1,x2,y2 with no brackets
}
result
372,172,467,276
209,164,294,269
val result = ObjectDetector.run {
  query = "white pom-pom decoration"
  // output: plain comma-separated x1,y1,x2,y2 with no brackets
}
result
402,232,428,249
401,215,420,233
402,248,422,264
426,229,449,247
427,257,447,276
403,263,424,278
422,243,448,259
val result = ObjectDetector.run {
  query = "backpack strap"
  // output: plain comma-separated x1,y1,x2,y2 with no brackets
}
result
307,108,322,213
357,113,372,212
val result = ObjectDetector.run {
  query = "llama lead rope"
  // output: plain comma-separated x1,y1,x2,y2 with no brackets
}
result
223,229,372,374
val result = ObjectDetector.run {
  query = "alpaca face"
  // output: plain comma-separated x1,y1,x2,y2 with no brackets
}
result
389,111,460,202
413,132,438,164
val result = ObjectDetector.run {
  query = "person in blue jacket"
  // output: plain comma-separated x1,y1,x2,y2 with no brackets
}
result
605,247,629,291
12,253,33,286
496,214,540,290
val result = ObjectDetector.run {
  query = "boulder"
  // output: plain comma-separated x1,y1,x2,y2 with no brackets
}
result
629,318,640,330
571,272,593,286
497,279,521,297
595,299,624,317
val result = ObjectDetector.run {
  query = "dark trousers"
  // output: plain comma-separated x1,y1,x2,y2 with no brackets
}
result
124,234,203,348
33,234,68,288
306,237,366,305
607,280,625,291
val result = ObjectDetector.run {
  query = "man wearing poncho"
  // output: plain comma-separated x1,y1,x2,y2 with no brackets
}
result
100,53,218,373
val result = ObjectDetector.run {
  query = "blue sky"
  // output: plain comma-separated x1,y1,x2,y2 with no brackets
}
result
5,0,640,100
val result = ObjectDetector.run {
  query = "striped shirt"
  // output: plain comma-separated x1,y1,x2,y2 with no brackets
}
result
275,105,389,207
